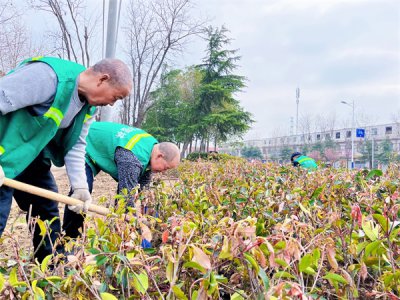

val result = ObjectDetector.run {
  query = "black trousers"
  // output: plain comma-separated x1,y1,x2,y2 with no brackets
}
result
62,163,93,238
0,152,63,262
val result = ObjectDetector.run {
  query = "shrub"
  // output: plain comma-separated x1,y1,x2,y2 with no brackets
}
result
0,161,399,299
186,152,237,162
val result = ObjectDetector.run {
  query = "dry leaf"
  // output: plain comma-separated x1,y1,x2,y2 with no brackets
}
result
326,244,338,271
192,246,211,270
67,255,78,263
360,262,368,281
135,200,142,217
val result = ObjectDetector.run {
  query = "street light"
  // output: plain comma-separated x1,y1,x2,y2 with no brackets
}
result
341,100,355,169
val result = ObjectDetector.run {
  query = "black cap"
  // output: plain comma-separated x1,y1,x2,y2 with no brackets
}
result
290,152,302,161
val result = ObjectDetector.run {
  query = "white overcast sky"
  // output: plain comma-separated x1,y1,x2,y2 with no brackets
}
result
181,0,400,139
22,0,400,139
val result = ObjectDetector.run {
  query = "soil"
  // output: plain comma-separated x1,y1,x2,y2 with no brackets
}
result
2,167,118,257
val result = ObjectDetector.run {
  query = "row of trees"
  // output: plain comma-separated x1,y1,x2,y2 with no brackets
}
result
0,0,252,149
142,27,252,156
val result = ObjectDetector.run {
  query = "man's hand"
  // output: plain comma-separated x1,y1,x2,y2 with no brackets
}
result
0,165,4,187
69,188,92,214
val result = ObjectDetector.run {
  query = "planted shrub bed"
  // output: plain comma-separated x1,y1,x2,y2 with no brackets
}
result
0,160,399,299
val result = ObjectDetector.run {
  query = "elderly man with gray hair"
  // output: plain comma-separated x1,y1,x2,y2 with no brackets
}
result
0,56,132,262
63,121,181,248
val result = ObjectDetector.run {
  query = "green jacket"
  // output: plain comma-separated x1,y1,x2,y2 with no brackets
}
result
294,155,318,170
0,56,92,178
85,122,158,180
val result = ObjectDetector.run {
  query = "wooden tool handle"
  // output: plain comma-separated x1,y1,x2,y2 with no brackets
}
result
3,178,110,216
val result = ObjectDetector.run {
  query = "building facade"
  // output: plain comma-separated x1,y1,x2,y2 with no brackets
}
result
219,123,400,168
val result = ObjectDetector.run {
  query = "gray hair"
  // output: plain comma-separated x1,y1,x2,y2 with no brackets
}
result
91,58,132,87
158,142,180,162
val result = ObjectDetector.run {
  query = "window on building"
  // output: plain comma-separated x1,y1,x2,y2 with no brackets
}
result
335,132,340,139
308,135,311,141
386,126,392,134
316,134,321,140
371,128,378,135
346,130,351,138
325,133,330,139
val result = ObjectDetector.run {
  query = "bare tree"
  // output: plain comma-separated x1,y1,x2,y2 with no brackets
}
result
0,1,45,74
314,112,336,136
29,0,100,67
391,110,400,136
0,1,21,73
0,0,18,25
356,111,378,128
392,110,400,123
122,0,204,126
298,113,315,146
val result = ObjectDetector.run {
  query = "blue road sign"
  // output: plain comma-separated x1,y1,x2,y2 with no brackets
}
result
356,128,365,138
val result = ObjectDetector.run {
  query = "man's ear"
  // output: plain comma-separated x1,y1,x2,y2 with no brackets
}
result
157,153,164,159
97,74,111,86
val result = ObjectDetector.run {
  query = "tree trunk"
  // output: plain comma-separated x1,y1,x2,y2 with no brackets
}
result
200,138,205,152
181,141,190,158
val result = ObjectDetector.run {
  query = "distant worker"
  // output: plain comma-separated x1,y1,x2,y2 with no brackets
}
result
63,122,181,246
290,152,317,170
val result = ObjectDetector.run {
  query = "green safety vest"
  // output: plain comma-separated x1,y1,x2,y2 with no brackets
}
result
295,155,318,170
0,56,94,178
85,122,158,180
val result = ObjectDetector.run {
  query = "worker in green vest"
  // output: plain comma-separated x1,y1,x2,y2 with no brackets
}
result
290,152,318,170
62,122,181,248
0,56,132,262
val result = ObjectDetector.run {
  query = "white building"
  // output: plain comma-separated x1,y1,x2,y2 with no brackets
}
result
219,123,400,168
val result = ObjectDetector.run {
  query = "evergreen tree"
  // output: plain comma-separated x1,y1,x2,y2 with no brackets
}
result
143,26,252,155
241,146,263,160
280,147,293,162
197,26,251,150
376,138,398,165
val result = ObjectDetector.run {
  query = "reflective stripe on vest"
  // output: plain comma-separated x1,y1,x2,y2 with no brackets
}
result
298,157,312,164
124,133,152,150
32,56,44,61
0,146,4,155
84,114,91,123
44,107,64,126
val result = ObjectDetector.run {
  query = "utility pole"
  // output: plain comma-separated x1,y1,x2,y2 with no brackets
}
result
105,0,118,58
290,117,294,136
341,100,355,169
372,137,375,169
100,0,119,121
296,87,300,135
351,101,355,169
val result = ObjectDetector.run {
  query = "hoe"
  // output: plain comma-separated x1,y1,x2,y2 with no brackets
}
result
0,173,110,216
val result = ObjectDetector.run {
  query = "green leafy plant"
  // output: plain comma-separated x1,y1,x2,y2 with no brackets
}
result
0,160,399,299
